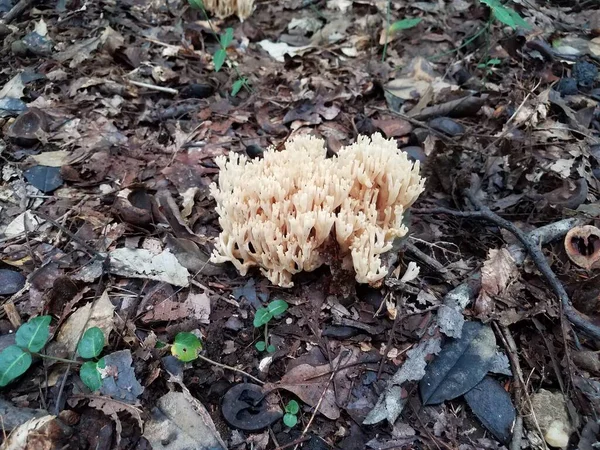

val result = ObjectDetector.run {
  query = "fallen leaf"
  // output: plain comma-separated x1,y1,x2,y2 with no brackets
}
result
143,391,227,450
87,396,143,447
99,350,144,404
258,40,311,62
476,248,518,315
419,321,497,405
109,248,190,287
263,347,360,420
55,290,115,354
464,376,516,444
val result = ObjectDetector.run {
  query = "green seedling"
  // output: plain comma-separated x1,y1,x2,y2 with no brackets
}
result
253,299,288,353
187,0,252,96
0,315,107,392
479,0,531,30
170,331,264,385
477,58,502,77
283,399,300,427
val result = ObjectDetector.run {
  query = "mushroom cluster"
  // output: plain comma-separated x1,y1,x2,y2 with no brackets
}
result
203,0,254,20
210,133,425,287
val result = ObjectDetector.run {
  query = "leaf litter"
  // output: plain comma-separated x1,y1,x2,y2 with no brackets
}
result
1,0,600,448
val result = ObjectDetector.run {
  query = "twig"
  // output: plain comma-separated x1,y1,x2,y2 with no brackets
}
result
274,436,311,450
496,323,548,450
404,240,452,281
1,0,34,23
415,195,600,341
197,354,263,385
293,352,348,450
29,210,107,261
128,80,178,95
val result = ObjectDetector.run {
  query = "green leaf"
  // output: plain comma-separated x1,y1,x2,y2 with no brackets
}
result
213,49,227,72
77,327,105,359
286,400,300,414
253,307,272,328
255,341,266,351
480,0,530,30
16,315,51,352
155,341,167,349
0,345,32,387
231,79,245,96
80,360,103,391
267,299,288,317
172,332,203,362
389,17,422,32
505,7,531,29
220,28,234,48
283,413,298,428
267,344,276,353
187,0,204,9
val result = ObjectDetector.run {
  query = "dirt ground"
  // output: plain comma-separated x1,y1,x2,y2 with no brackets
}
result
1,0,600,449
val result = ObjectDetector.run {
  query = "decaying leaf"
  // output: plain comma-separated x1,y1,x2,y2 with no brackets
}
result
464,376,516,444
87,396,143,447
263,347,360,420
99,350,144,404
364,336,441,425
109,247,190,287
55,290,115,354
475,248,518,315
420,322,497,405
143,391,227,450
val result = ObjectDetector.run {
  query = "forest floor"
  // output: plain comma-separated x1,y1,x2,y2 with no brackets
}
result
1,0,600,449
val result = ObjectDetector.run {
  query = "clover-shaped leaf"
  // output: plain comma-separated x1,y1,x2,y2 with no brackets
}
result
77,327,105,359
171,332,202,362
16,315,51,352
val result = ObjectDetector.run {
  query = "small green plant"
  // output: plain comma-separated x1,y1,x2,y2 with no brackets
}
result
479,0,531,30
283,399,300,427
77,327,107,391
477,58,502,76
253,299,289,353
170,331,264,385
187,0,251,96
0,315,106,392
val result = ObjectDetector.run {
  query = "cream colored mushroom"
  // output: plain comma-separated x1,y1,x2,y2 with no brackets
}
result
210,133,425,287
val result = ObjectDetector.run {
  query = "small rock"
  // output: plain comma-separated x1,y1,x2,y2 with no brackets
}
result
402,146,426,163
0,269,26,295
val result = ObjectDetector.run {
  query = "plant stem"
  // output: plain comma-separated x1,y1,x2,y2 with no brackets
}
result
264,322,269,349
428,21,490,61
35,353,82,365
381,0,391,63
195,3,252,94
197,354,263,385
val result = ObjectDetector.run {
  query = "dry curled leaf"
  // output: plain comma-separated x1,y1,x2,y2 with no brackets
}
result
565,225,600,270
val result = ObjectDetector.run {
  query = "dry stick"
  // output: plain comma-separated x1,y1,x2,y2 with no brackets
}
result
1,0,34,23
414,197,600,341
128,80,178,95
495,323,548,450
197,354,263,385
292,353,347,450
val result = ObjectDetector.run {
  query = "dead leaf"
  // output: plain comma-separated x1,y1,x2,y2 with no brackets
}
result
87,396,143,447
109,247,190,287
55,289,115,354
143,391,227,450
263,347,360,420
475,248,518,316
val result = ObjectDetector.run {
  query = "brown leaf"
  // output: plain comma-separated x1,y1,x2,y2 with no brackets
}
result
372,118,413,138
476,248,518,315
262,347,360,420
